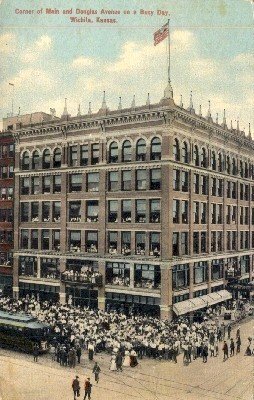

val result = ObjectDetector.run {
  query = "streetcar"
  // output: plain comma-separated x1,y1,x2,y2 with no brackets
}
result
0,310,51,353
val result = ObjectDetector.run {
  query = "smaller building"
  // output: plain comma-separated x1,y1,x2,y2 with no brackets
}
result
0,131,14,295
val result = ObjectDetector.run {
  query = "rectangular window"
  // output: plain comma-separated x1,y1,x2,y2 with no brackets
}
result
217,179,223,197
31,202,39,221
106,262,130,286
53,175,61,193
173,169,180,191
42,202,50,222
69,201,81,222
42,176,51,194
181,200,188,224
172,264,189,289
21,202,29,222
200,202,207,224
211,231,216,252
134,264,161,289
193,174,199,194
108,200,118,223
8,165,14,178
201,231,207,253
20,229,29,249
150,199,160,223
193,232,199,254
41,229,50,250
135,232,146,255
217,231,223,251
181,232,189,255
80,144,88,166
70,145,78,166
201,175,208,195
136,199,146,223
193,201,200,224
108,231,118,254
108,171,118,191
122,170,131,191
31,177,40,195
181,171,189,192
121,200,132,222
173,199,180,223
31,229,38,249
194,261,208,284
53,201,61,222
150,169,161,190
52,230,60,251
69,174,82,192
121,231,131,255
136,169,147,190
149,232,160,257
172,232,179,256
232,182,237,199
86,200,98,222
69,230,81,252
87,172,99,192
86,231,98,253
217,204,223,224
91,143,99,165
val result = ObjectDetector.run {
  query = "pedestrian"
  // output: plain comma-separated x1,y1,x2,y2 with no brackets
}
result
92,362,101,383
222,341,228,361
115,352,123,372
227,325,232,340
84,377,92,400
202,344,208,363
76,345,82,364
88,342,94,361
236,326,240,339
236,336,241,353
72,376,80,400
33,343,39,362
230,338,235,356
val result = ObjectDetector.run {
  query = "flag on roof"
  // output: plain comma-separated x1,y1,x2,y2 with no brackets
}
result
154,22,169,46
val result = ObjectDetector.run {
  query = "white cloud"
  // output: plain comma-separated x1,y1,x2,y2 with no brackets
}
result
171,30,195,52
71,56,95,69
21,35,52,63
190,58,218,77
0,33,16,54
6,68,53,90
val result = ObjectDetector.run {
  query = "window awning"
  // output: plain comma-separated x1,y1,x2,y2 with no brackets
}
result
173,289,232,316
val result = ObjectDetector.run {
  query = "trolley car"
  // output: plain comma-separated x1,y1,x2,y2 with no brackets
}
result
0,310,50,353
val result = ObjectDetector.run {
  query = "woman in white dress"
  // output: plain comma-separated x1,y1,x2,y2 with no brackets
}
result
123,350,131,367
110,354,117,371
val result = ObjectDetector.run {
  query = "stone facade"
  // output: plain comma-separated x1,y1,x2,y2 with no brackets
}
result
12,97,254,319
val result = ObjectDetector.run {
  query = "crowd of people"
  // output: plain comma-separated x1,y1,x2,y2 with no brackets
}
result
0,295,253,373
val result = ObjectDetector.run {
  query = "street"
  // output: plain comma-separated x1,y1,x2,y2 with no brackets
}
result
0,319,253,400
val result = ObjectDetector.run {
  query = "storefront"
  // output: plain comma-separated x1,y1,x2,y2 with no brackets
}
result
19,282,60,302
105,292,160,316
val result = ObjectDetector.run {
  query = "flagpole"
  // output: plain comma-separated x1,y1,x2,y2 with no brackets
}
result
168,18,170,84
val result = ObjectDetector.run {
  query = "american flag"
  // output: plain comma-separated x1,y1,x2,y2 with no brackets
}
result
154,22,169,46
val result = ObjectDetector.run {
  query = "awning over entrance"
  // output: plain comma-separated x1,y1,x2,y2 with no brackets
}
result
173,289,232,316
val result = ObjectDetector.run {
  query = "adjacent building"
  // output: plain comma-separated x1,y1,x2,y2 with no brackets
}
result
12,93,254,319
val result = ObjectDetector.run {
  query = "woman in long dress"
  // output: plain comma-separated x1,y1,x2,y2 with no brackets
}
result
123,350,131,367
130,350,138,367
110,355,117,371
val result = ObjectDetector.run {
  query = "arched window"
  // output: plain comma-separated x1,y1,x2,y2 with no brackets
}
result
136,139,146,161
218,153,223,172
109,142,118,163
32,150,40,170
232,158,237,175
239,161,243,177
226,156,231,174
21,151,30,170
151,137,161,160
122,140,132,162
200,148,207,168
42,149,51,169
211,151,216,170
181,141,189,163
173,139,180,161
53,148,62,168
193,145,199,166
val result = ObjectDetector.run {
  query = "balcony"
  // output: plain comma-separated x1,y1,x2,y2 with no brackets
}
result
61,271,103,287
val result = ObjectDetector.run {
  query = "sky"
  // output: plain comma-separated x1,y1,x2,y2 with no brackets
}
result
0,0,253,134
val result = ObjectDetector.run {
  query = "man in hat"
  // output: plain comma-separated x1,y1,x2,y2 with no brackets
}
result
72,376,80,400
84,377,92,400
92,362,101,383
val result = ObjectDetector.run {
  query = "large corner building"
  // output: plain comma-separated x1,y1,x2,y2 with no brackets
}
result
11,93,254,319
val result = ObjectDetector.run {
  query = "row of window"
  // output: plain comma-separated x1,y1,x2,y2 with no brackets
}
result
0,165,14,179
0,230,13,244
172,230,253,256
20,229,161,256
0,209,13,222
173,139,254,179
0,144,14,159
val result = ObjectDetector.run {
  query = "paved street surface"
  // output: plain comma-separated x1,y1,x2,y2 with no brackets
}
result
0,319,253,400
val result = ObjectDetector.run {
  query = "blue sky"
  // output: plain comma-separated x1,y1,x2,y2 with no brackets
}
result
0,0,253,133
